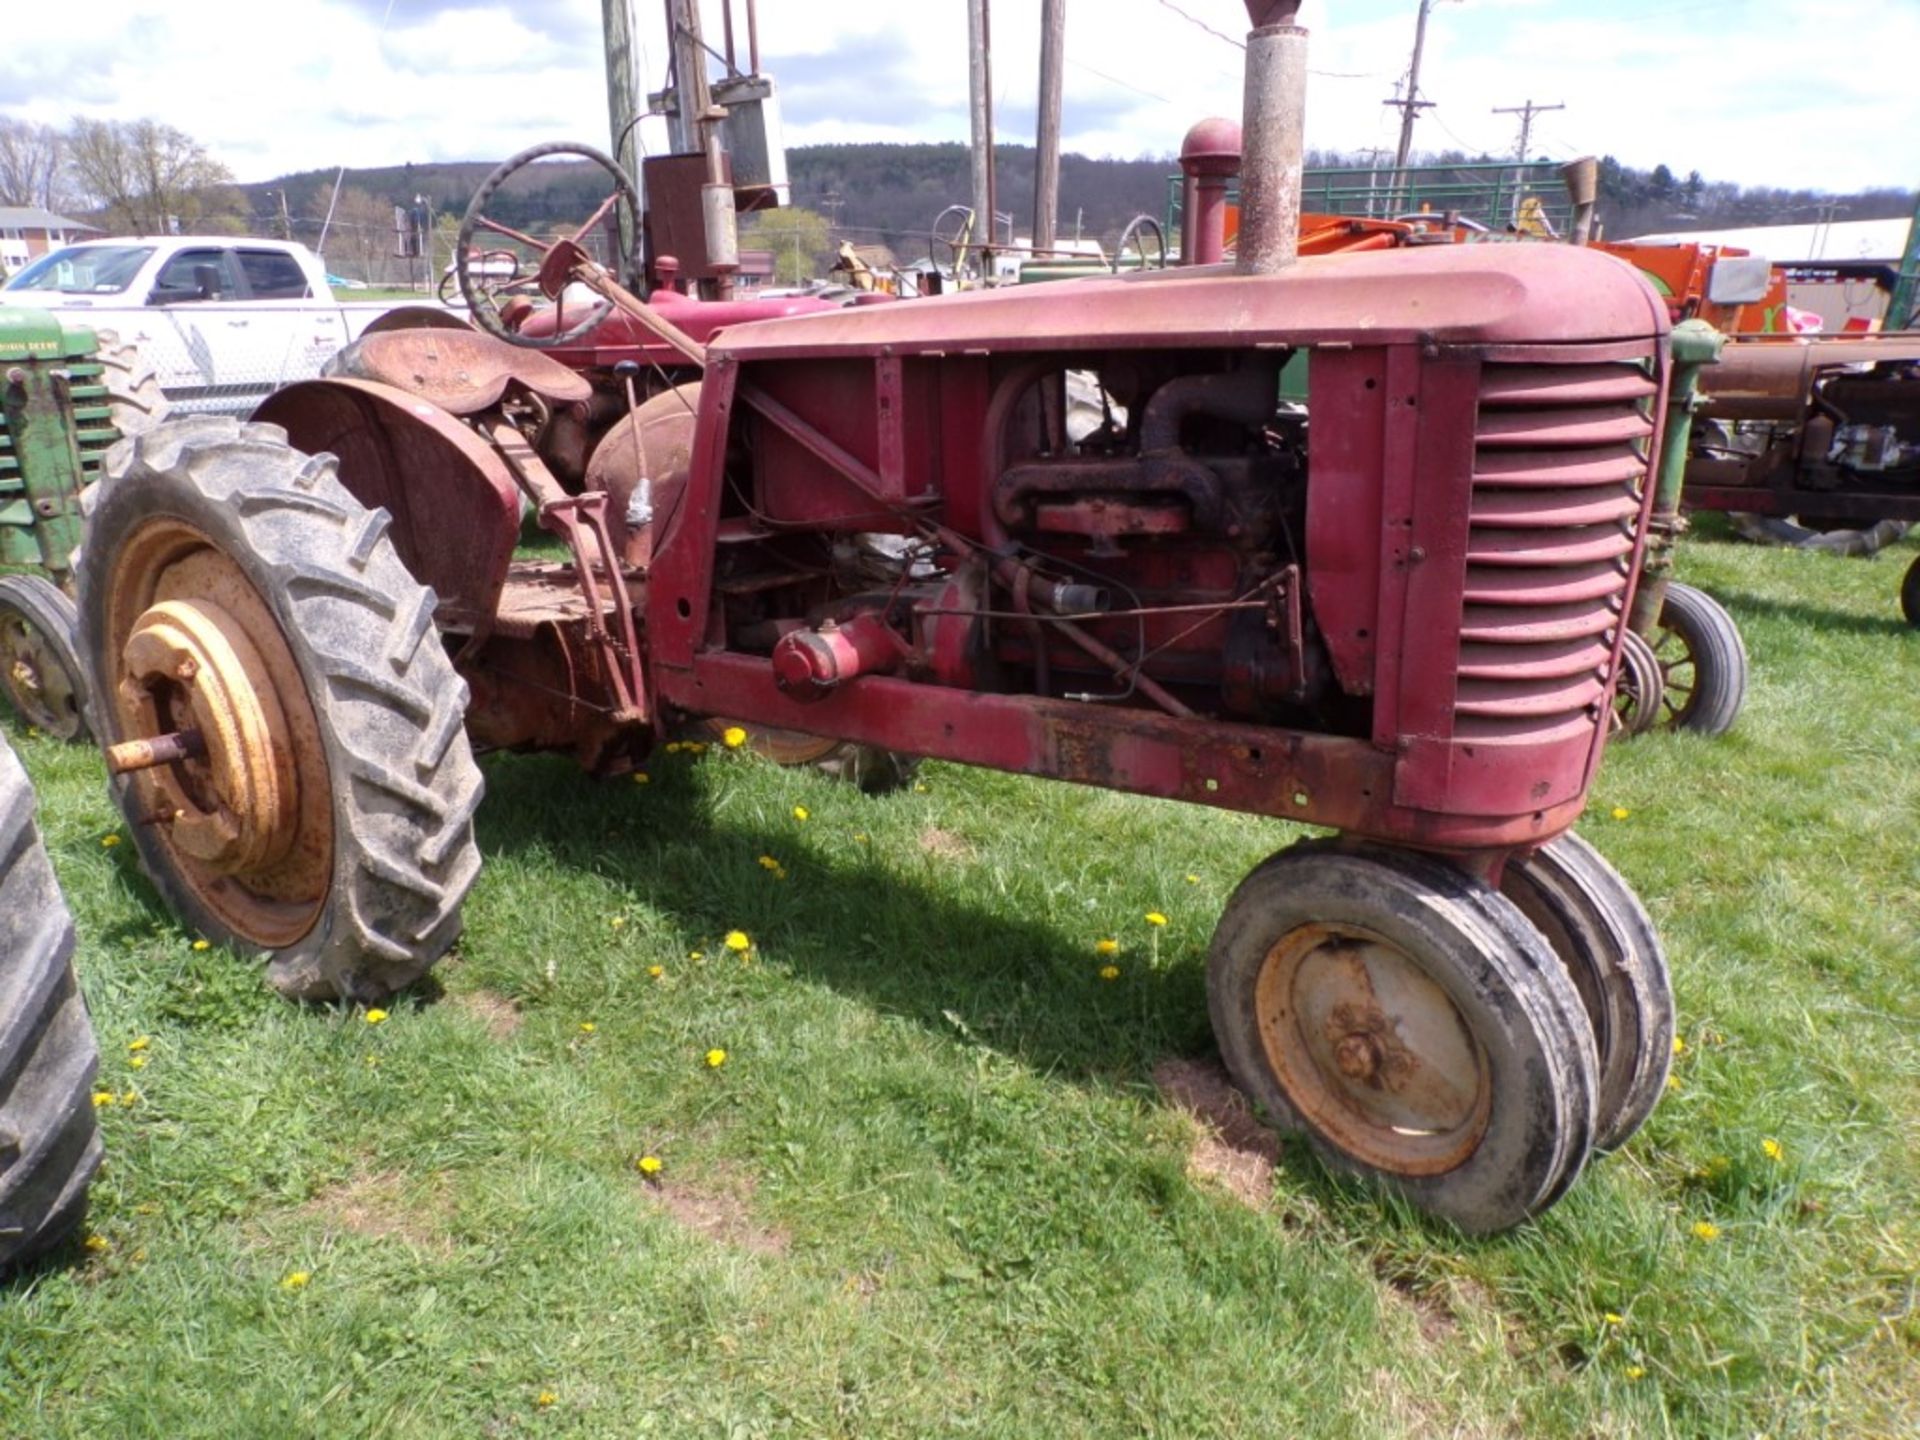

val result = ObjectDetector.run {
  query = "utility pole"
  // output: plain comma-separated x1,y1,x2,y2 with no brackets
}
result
1384,0,1441,171
604,0,641,275
968,0,994,279
665,0,710,156
1492,98,1563,163
1032,0,1065,256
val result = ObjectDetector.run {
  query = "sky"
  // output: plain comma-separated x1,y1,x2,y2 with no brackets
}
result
1,0,1914,198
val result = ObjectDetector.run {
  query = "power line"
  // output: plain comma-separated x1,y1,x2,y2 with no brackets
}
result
1154,0,1244,49
1065,56,1175,106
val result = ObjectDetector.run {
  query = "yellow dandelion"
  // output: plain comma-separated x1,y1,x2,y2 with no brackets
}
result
632,772,651,785
579,1022,596,1034
1184,873,1200,885
1762,1138,1784,1163
637,1154,663,1176
1099,965,1121,982
686,742,708,755
83,1234,110,1254
366,1056,380,1068
537,1391,557,1409
281,1270,311,1290
1094,938,1119,956
664,741,684,754
1611,806,1630,821
912,782,928,793
364,1008,389,1025
689,950,704,961
1603,1312,1625,1326
610,915,626,929
853,832,870,844
100,834,121,848
758,855,782,871
128,1037,150,1052
1691,1220,1720,1242
723,930,750,953
92,1090,115,1107
130,1055,148,1070
648,964,665,979
705,1048,728,1069
792,805,810,822
191,939,210,952
1672,1035,1687,1056
722,726,748,748
1144,911,1168,927
120,1089,138,1106
1666,1074,1682,1092
1625,1365,1646,1380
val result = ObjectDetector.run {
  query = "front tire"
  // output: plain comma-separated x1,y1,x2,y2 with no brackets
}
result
78,417,485,1001
1651,582,1747,737
1207,840,1598,1233
0,576,87,742
0,734,103,1271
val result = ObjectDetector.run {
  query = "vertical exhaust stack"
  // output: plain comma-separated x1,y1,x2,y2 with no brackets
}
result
1561,157,1599,246
1238,0,1308,275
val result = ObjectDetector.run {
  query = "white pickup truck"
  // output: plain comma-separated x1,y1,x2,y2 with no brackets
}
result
0,236,431,416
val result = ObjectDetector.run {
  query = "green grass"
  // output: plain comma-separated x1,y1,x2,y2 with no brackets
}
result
3,523,1917,1438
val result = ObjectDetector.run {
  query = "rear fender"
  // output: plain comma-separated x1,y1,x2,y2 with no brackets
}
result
253,378,519,629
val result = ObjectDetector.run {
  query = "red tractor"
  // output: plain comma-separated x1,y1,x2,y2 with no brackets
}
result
75,4,1676,1231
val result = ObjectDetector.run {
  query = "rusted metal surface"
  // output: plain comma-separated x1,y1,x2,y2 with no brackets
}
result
1252,922,1491,1175
1237,10,1307,276
104,728,206,775
325,328,591,415
1698,335,1920,421
103,520,333,947
254,379,521,630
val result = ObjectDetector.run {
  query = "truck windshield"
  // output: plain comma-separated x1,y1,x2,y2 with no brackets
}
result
6,245,156,295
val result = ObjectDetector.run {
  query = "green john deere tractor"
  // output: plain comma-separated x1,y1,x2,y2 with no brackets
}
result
0,309,166,740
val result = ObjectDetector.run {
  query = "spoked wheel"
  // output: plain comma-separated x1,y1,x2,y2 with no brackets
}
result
456,140,639,349
1730,512,1910,558
1208,840,1598,1233
1610,628,1664,738
0,733,103,1271
698,719,919,795
928,204,978,284
78,417,485,1001
0,576,87,742
1499,833,1672,1153
1901,555,1920,628
1648,582,1747,737
1112,214,1169,272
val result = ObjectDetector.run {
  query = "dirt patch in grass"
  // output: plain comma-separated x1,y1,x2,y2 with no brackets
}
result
449,989,523,1040
917,826,974,861
640,1165,789,1256
1154,1057,1281,1210
298,1168,456,1254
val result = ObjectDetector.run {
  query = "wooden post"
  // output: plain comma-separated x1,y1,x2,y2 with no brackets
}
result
603,0,641,279
1033,0,1064,256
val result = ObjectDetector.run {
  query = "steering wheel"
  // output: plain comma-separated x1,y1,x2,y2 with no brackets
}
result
440,248,520,306
455,140,640,349
928,204,978,282
1112,215,1168,273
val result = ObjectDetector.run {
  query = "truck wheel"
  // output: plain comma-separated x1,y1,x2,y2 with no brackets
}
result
1901,555,1920,629
1499,833,1672,1152
1207,840,1598,1233
1729,513,1910,557
1610,629,1663,738
698,719,920,795
90,329,170,439
78,417,485,1001
0,576,88,743
1650,582,1747,737
0,734,103,1271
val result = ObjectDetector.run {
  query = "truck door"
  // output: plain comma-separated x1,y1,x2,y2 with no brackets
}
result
232,246,349,394
135,245,241,412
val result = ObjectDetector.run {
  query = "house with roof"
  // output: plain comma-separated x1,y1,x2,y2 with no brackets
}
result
0,207,103,275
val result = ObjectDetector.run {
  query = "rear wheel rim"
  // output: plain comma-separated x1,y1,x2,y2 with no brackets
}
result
1253,921,1492,1176
0,609,80,737
104,517,334,947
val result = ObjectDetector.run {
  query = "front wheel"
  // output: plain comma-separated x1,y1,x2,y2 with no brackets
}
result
1649,582,1747,737
1207,840,1598,1233
0,576,87,742
78,417,485,1001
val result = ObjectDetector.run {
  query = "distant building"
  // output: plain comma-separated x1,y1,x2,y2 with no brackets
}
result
736,248,776,290
0,208,104,274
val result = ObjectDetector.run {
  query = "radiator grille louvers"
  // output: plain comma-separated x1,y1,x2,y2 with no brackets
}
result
1456,358,1657,742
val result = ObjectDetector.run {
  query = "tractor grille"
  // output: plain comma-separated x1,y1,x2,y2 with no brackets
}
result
1456,357,1658,743
0,357,119,490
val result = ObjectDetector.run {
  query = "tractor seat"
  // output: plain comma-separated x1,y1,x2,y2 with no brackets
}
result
325,328,594,416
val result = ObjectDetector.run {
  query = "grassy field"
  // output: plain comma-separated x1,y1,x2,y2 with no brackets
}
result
3,522,1916,1439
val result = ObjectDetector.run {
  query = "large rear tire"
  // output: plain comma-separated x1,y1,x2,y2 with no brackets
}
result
0,734,103,1271
78,417,485,1001
91,329,170,440
1206,840,1598,1233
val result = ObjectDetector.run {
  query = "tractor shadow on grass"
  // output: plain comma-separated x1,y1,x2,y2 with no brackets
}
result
1711,586,1916,641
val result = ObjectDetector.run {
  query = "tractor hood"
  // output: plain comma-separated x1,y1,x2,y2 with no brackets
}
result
712,242,1670,360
